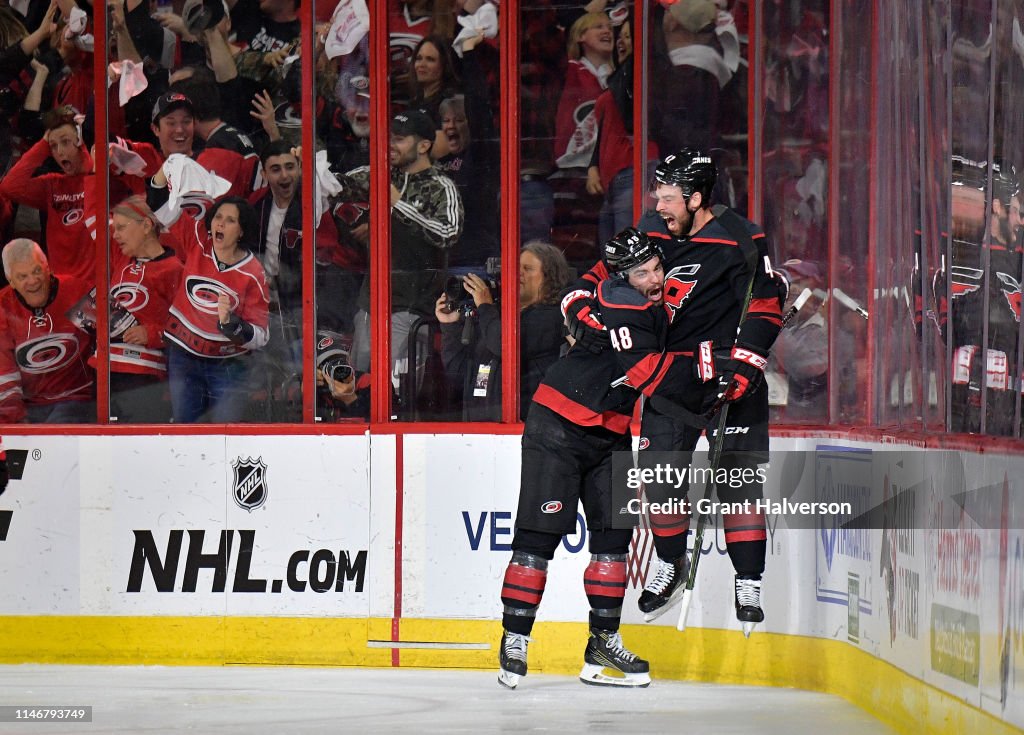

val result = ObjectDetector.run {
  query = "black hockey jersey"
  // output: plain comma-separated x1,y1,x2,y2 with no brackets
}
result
569,211,782,365
637,211,782,359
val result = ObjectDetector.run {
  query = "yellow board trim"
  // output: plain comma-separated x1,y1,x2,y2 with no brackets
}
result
1,616,1019,735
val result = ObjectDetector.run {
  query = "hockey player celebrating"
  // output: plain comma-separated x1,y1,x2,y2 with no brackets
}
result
563,148,783,635
498,228,671,690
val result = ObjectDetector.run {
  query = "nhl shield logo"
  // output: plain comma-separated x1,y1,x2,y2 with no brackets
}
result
232,456,268,512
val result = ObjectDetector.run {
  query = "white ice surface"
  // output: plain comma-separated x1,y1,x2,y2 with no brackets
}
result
0,665,896,735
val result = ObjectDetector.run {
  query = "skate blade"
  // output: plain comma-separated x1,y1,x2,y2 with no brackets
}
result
742,621,758,638
497,669,521,689
641,585,690,623
579,663,651,688
675,589,694,631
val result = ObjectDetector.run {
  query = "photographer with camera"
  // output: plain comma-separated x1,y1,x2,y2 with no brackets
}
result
315,330,368,420
434,242,569,421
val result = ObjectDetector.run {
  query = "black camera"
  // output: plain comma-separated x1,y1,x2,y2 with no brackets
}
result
444,273,500,316
315,331,353,383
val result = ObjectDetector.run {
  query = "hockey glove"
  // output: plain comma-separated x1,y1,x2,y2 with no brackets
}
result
715,347,768,403
562,290,611,354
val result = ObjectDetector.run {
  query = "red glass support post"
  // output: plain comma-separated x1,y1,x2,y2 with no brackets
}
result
827,0,841,426
631,0,645,223
500,0,521,423
748,0,763,225
94,3,110,424
864,0,879,426
370,0,393,424
300,0,316,423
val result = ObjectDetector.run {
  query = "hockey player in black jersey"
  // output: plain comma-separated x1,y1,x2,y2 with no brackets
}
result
498,229,673,690
562,148,783,633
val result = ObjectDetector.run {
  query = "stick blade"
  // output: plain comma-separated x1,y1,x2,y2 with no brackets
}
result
675,589,694,631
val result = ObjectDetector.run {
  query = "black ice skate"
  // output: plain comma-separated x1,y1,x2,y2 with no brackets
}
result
579,629,651,688
638,554,689,622
735,576,764,637
497,629,530,689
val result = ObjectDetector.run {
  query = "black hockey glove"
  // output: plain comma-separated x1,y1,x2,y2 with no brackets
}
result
772,268,790,312
218,313,255,345
715,347,767,404
562,290,611,354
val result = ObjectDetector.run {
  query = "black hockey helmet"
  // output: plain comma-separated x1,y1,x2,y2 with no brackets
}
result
952,154,1021,206
992,158,1021,206
654,147,717,201
603,227,662,277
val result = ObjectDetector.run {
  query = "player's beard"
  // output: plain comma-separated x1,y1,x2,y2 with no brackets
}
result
663,207,692,236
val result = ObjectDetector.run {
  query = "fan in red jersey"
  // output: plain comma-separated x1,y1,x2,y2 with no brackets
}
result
0,239,95,423
163,196,270,423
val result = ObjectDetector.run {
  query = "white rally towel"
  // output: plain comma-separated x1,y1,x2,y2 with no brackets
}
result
325,0,370,60
453,1,498,58
314,149,342,227
108,60,150,106
108,139,149,176
156,154,230,226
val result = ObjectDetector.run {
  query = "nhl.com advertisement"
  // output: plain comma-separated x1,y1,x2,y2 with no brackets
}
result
105,435,373,616
126,457,366,597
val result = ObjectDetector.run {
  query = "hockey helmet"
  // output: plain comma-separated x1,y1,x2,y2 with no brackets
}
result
603,227,662,277
952,154,1021,206
654,147,717,200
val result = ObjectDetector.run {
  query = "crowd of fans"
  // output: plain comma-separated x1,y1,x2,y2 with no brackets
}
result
0,0,760,423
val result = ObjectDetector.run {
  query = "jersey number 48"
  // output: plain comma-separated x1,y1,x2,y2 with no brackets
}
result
609,326,633,351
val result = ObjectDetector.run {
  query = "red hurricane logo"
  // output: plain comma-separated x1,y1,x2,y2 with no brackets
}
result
110,283,150,312
540,501,563,514
184,276,236,315
663,264,701,311
950,265,983,299
16,334,81,374
997,272,1022,322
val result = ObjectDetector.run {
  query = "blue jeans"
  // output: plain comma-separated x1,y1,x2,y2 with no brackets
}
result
168,344,252,423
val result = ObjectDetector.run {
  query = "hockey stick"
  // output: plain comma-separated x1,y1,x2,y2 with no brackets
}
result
675,218,778,632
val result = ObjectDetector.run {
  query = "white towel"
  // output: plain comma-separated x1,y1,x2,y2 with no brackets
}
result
453,2,498,58
108,140,149,176
109,60,150,106
325,0,370,60
315,150,342,227
156,154,231,226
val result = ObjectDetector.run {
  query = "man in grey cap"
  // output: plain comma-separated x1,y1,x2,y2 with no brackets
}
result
333,109,464,407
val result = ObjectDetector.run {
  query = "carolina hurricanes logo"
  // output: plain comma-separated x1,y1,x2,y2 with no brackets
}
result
950,265,983,299
184,276,236,315
663,264,701,312
62,208,83,226
638,437,650,450
540,501,563,514
317,335,334,350
110,283,150,312
178,193,215,221
997,272,1022,322
16,333,81,374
